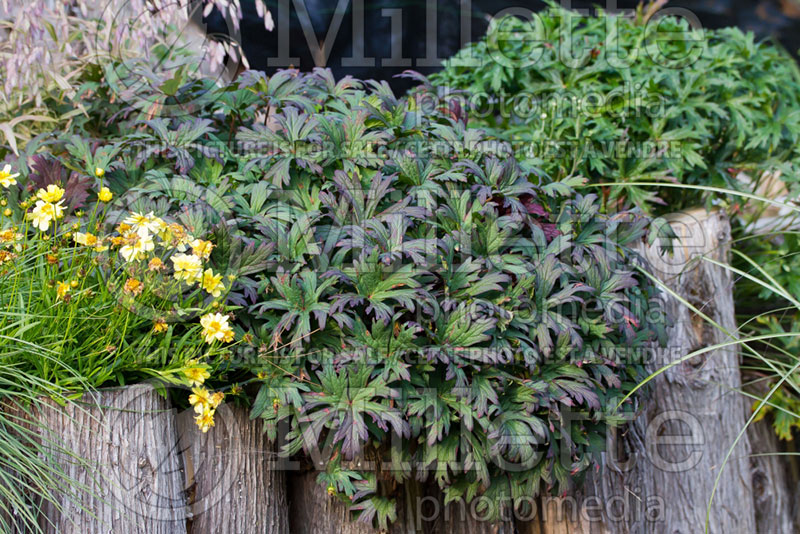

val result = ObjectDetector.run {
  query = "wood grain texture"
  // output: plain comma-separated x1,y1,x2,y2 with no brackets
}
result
288,470,378,534
176,403,289,534
748,419,797,533
422,493,516,534
289,471,515,534
531,210,758,534
35,385,187,534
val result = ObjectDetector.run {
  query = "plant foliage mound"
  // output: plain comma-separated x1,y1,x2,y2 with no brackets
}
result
2,59,667,526
432,2,800,444
431,2,800,214
133,70,666,525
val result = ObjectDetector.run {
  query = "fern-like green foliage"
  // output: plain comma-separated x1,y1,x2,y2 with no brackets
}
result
430,2,800,214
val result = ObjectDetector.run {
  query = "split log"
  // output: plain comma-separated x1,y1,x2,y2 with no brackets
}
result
35,384,187,534
176,403,289,533
528,209,758,533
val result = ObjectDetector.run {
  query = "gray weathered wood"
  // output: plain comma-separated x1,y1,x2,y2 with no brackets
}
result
527,209,759,533
176,403,289,534
748,418,798,533
34,385,187,534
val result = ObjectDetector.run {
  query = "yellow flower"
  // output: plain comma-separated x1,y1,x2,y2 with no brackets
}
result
95,167,105,178
200,312,234,344
184,366,211,386
36,184,65,203
56,281,70,300
195,409,215,433
123,278,143,296
171,252,203,284
27,200,64,231
75,232,94,246
123,211,163,237
148,257,164,272
191,239,214,259
152,318,168,333
188,387,212,413
2,209,10,217
69,280,79,288
201,269,225,297
119,233,154,262
0,229,19,244
0,165,19,188
98,186,112,202
209,391,225,409
74,231,107,252
0,250,16,265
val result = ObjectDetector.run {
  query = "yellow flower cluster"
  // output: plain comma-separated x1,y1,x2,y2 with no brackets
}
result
189,387,224,433
26,185,65,232
183,359,224,433
107,213,227,299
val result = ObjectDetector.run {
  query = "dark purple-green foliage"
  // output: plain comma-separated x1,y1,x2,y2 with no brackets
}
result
223,70,665,526
15,65,666,528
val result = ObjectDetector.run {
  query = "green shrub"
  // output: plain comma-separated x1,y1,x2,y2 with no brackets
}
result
430,2,800,214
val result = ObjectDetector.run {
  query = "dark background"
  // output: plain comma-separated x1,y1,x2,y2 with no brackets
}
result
203,0,800,93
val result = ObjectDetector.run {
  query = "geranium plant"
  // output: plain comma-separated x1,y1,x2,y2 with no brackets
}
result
58,67,668,527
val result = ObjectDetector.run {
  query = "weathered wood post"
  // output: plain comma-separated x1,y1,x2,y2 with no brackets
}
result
176,403,289,533
288,472,515,534
34,384,187,534
748,411,798,532
523,209,760,533
288,470,376,534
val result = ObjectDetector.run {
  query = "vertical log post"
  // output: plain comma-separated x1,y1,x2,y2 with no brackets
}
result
526,209,759,533
176,403,289,533
35,384,187,534
748,419,797,533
